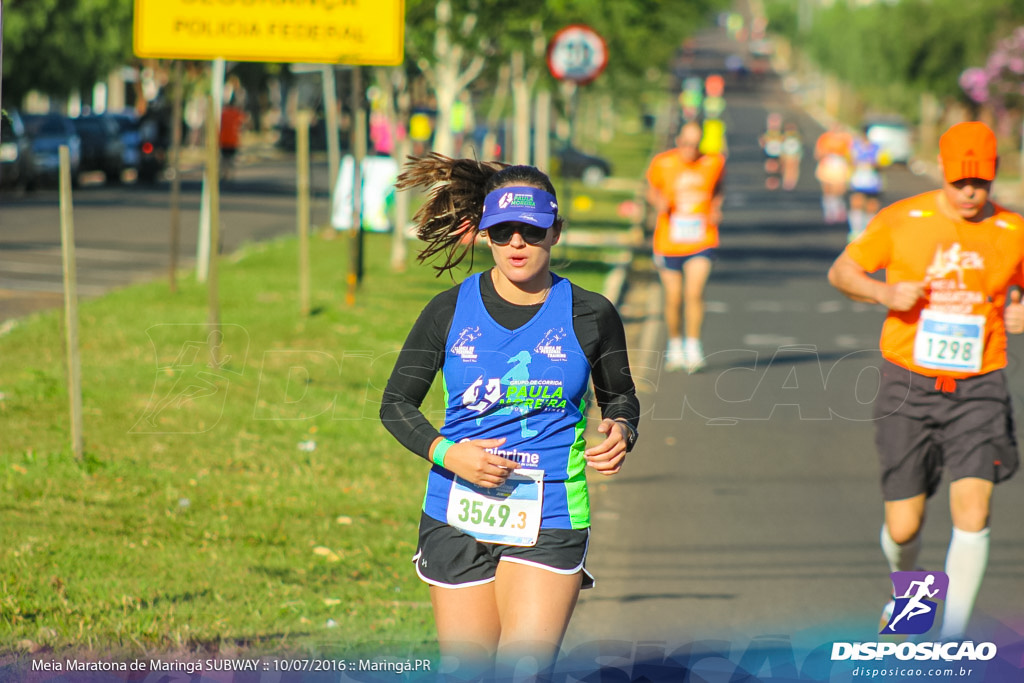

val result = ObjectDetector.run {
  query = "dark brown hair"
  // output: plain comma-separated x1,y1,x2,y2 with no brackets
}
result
395,153,560,276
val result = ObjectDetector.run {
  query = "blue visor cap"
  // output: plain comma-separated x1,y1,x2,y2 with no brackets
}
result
479,187,559,231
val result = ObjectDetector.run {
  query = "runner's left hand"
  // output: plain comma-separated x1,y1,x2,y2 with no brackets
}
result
584,419,627,475
1006,289,1024,334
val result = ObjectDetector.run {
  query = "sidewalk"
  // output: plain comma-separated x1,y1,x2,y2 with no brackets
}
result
176,130,285,174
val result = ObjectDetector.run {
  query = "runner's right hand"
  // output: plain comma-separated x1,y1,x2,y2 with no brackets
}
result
442,438,520,488
882,281,926,312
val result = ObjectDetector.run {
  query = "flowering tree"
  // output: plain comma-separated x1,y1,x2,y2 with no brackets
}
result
960,26,1024,109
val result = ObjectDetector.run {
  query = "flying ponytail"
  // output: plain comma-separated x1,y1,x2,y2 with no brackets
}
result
395,153,506,275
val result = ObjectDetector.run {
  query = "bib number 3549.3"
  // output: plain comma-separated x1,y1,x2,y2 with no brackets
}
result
447,469,543,546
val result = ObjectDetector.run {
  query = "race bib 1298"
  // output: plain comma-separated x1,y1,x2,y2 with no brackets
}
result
914,309,985,373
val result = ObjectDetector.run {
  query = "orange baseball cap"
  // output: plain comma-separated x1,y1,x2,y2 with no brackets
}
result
939,121,997,182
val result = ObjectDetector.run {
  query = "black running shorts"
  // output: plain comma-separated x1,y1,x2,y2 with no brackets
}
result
412,513,595,589
874,360,1020,501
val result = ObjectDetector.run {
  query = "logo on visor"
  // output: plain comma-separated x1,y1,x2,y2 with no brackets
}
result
498,192,538,210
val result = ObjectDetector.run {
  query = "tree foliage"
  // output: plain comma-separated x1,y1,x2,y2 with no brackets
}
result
766,0,1024,117
404,0,729,99
2,0,134,105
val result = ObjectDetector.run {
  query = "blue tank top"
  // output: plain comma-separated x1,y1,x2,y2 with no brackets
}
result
423,272,592,529
850,138,882,193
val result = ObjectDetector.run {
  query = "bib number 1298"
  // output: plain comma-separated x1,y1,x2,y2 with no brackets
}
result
913,310,984,373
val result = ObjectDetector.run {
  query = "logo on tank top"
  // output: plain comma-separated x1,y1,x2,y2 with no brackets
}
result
925,243,983,291
880,571,948,635
462,376,502,414
534,327,568,361
674,169,707,191
450,326,481,361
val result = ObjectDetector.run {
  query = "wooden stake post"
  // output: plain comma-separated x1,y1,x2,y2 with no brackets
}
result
296,111,312,317
169,60,185,293
205,96,222,364
59,146,84,460
346,67,367,306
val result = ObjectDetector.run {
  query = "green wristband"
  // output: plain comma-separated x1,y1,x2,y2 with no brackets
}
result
432,439,455,467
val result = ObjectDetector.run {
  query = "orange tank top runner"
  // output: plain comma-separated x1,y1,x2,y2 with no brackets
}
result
846,190,1024,379
646,151,726,257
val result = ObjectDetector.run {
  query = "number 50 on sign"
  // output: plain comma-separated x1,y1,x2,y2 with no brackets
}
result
546,24,608,85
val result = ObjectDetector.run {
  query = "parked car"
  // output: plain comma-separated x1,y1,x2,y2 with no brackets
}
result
72,114,125,183
21,113,82,186
864,116,913,166
552,146,613,186
109,112,143,171
137,106,171,183
0,109,37,191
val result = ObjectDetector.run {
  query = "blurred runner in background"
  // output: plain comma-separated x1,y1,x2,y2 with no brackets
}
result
780,122,804,191
760,112,784,190
847,128,884,241
815,123,853,224
646,120,726,373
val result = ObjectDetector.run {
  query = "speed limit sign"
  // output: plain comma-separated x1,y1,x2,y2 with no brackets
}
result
546,24,608,85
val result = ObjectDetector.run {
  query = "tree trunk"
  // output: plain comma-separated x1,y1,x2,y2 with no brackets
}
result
389,67,411,272
482,64,511,161
512,51,531,165
534,90,552,174
423,0,485,158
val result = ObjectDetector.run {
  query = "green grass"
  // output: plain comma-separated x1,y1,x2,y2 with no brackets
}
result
0,229,619,660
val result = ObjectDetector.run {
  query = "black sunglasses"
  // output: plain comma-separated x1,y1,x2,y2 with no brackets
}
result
486,222,550,246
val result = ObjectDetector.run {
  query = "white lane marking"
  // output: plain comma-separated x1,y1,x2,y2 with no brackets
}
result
705,301,730,313
817,300,845,313
835,335,876,349
746,300,809,313
743,334,799,346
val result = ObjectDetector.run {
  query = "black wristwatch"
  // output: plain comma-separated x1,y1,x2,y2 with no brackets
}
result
615,419,638,451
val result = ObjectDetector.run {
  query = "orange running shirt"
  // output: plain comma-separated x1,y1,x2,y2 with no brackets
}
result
646,150,726,257
845,190,1024,378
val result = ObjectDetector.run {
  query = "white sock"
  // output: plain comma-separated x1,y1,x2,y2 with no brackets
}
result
684,337,702,354
880,524,922,574
668,337,684,351
940,527,990,640
848,209,865,236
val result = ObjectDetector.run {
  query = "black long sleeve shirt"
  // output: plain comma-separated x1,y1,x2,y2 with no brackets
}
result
379,271,640,460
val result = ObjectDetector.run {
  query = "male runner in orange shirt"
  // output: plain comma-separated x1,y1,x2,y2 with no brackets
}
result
646,120,726,373
828,121,1024,639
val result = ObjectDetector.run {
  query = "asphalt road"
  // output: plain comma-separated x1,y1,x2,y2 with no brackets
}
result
562,22,1024,678
0,153,336,323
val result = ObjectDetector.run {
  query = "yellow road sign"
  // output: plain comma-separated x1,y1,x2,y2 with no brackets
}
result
134,0,404,65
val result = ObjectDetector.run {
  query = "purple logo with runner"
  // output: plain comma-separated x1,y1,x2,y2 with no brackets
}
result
881,571,949,635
